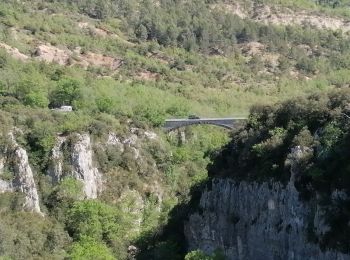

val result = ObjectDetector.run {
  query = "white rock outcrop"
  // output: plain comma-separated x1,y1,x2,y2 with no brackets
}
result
211,3,350,33
0,179,12,193
0,156,5,174
12,145,41,213
0,133,42,213
48,129,162,201
48,134,103,199
71,134,102,199
107,131,143,160
107,132,124,152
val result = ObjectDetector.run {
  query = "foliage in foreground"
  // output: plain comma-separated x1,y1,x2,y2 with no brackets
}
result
185,249,225,260
1,0,350,259
209,88,350,253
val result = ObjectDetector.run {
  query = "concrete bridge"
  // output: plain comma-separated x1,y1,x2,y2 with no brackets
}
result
164,117,247,132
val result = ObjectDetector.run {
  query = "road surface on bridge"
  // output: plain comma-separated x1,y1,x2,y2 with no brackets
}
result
164,117,247,131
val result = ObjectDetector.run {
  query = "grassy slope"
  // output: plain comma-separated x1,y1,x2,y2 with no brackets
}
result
0,0,350,259
1,0,347,120
252,0,350,17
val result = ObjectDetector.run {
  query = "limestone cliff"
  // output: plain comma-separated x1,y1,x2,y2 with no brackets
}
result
47,129,161,201
185,179,350,260
47,136,66,184
0,133,41,213
12,144,41,213
0,127,163,218
71,134,102,199
185,147,350,259
47,133,102,199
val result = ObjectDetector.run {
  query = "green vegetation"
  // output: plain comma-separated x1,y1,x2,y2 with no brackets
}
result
209,88,350,253
0,209,69,259
2,0,350,121
262,0,350,17
185,249,225,260
0,0,350,259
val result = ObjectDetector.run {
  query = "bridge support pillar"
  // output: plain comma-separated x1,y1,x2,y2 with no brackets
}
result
177,129,186,146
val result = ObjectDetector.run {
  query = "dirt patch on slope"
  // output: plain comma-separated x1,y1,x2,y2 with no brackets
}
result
77,21,135,46
33,44,123,70
77,51,123,70
213,2,350,33
253,4,350,32
210,3,248,18
136,70,160,81
34,44,71,65
241,41,265,56
0,43,29,61
78,22,110,37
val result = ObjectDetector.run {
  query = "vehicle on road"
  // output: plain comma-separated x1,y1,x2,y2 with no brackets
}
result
188,114,200,119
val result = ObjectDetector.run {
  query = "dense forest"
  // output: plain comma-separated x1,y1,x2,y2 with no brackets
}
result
0,0,350,259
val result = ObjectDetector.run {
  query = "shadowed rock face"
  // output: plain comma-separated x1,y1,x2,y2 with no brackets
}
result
185,179,350,260
0,172,13,193
47,136,66,184
185,147,350,260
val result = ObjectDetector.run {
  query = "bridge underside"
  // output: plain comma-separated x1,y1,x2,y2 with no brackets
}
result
164,119,245,132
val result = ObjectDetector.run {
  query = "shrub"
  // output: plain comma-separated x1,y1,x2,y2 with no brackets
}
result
69,236,115,260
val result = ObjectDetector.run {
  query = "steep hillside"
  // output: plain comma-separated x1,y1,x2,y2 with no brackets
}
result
185,89,350,259
1,0,350,259
2,0,350,119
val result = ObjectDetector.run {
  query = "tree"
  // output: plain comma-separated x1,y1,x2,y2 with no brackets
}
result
70,236,115,260
136,24,148,41
24,90,49,108
248,55,264,74
50,78,81,108
67,200,121,241
185,250,213,260
0,211,69,260
296,56,317,74
185,249,225,260
66,200,132,259
96,97,115,114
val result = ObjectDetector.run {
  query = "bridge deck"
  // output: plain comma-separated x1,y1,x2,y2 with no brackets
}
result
164,117,247,131
165,117,246,122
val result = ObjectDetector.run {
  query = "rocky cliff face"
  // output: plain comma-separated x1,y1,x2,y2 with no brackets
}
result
48,134,102,199
0,133,41,213
0,127,161,215
185,179,350,260
47,130,159,199
12,144,42,213
71,134,102,199
185,147,350,260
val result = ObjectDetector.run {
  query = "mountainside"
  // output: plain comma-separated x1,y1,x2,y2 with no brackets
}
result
1,0,350,259
185,90,350,259
185,178,349,260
